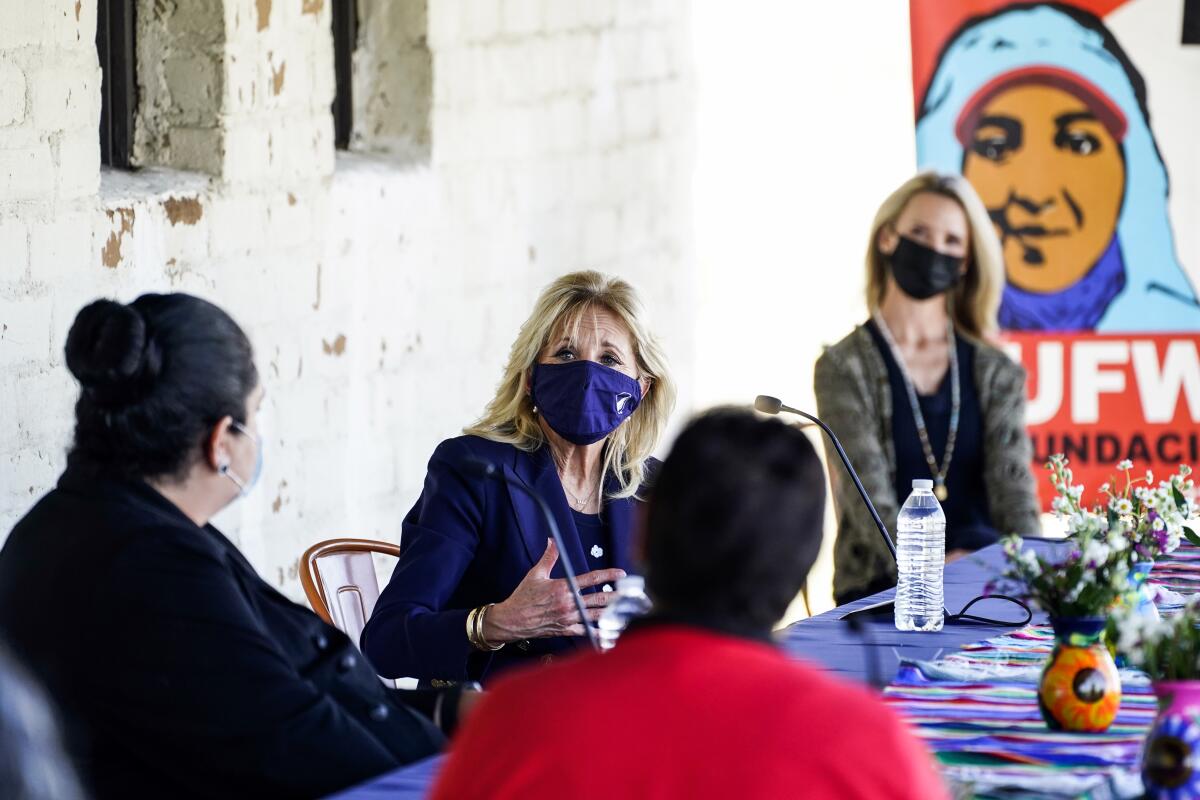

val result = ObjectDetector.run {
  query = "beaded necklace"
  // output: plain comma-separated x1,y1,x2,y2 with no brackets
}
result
872,312,959,502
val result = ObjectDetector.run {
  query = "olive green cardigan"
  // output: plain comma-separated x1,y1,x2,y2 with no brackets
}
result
814,324,1041,604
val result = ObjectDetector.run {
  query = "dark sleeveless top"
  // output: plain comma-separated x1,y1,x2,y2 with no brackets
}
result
866,320,998,552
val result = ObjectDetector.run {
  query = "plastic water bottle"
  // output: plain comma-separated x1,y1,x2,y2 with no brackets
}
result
597,576,652,651
894,479,946,632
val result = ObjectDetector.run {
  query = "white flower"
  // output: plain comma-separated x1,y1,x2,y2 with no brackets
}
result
1118,459,1134,471
1070,485,1085,500
1115,610,1150,657
1153,517,1166,531
1144,494,1158,509
1147,470,1155,483
1114,498,1134,516
1100,482,1111,493
1182,465,1193,477
1081,538,1111,568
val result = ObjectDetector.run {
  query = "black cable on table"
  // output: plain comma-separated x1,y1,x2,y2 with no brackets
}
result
943,594,1032,627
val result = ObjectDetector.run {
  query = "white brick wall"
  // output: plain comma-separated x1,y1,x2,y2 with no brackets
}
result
0,0,695,602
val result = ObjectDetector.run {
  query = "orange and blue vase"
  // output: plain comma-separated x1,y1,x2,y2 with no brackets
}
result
1143,681,1200,799
1038,618,1121,732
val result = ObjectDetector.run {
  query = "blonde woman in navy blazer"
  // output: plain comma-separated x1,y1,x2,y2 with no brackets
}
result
362,272,676,684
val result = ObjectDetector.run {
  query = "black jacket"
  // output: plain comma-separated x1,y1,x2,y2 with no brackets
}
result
0,466,445,799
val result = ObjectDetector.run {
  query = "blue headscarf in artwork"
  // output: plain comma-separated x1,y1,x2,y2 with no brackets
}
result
915,3,1200,332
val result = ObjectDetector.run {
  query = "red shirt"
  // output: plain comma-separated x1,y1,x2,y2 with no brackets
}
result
431,625,948,800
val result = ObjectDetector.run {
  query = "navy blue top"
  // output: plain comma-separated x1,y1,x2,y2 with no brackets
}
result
571,510,613,572
361,436,648,685
866,320,997,552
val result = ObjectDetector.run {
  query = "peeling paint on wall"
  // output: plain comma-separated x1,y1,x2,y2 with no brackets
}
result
272,479,289,513
321,334,347,356
163,196,203,226
101,207,135,268
271,61,286,95
256,0,272,31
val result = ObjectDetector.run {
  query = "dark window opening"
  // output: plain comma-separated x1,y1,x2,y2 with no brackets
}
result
1185,0,1200,45
97,0,137,169
332,0,358,150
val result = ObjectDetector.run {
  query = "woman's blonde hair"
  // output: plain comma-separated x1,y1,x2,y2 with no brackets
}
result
465,271,676,500
865,170,1004,339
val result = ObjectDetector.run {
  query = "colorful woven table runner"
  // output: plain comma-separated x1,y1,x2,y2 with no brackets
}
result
881,549,1198,799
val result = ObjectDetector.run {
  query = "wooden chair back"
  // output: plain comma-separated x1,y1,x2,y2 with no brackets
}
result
299,538,400,647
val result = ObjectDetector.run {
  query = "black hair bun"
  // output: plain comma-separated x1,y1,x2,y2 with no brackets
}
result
65,300,160,404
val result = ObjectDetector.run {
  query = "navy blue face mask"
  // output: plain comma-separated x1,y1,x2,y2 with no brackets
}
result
531,360,643,446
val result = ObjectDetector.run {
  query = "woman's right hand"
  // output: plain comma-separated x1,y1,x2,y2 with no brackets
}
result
482,539,625,643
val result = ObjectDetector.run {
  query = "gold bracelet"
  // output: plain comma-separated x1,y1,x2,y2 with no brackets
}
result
466,606,482,649
473,604,504,652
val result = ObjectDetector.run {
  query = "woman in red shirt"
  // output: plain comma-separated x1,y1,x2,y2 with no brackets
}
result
431,408,948,800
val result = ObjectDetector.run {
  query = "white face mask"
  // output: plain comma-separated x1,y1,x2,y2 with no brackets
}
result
220,420,264,497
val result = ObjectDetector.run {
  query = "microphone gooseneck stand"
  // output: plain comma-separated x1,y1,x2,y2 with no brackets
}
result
754,395,1030,628
843,614,884,690
461,457,602,652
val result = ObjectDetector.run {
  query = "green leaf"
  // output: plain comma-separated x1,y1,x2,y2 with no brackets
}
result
1174,484,1189,513
1183,524,1200,549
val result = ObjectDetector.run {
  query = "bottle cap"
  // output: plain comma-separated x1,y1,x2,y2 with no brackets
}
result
912,479,934,490
616,575,644,592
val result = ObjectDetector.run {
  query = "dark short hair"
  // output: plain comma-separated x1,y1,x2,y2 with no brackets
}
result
643,407,826,631
64,294,258,482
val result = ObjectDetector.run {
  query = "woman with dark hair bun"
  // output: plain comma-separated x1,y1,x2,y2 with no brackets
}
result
63,295,259,484
0,294,467,799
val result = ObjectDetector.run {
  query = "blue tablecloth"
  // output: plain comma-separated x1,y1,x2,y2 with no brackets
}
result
778,539,1062,683
328,755,445,800
328,539,1057,799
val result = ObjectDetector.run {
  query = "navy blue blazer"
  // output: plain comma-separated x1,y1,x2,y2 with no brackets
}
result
361,435,648,683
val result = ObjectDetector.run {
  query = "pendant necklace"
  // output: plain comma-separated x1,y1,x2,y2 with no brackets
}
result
560,472,600,512
872,312,960,503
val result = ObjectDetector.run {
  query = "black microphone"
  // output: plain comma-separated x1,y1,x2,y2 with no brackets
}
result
755,395,897,622
460,457,601,652
754,395,896,559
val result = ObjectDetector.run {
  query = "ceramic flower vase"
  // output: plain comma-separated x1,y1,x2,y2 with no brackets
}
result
1038,618,1121,732
1143,681,1200,799
1128,561,1161,622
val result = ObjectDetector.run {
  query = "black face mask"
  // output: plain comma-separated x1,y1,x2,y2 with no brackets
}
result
889,235,965,300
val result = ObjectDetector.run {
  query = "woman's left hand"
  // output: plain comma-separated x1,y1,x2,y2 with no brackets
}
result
483,539,625,642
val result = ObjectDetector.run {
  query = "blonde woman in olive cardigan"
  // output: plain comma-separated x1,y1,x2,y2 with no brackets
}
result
816,172,1040,605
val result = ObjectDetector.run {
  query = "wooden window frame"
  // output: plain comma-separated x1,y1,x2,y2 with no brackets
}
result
332,0,358,150
1185,0,1200,45
97,0,137,169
